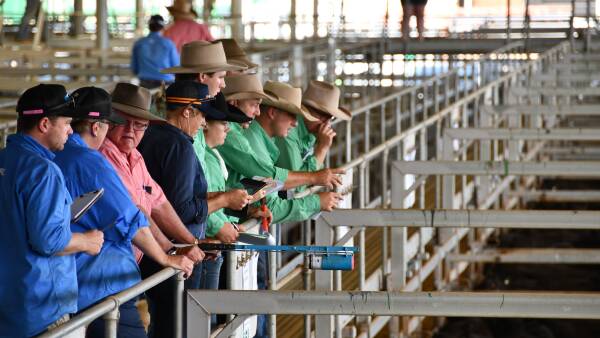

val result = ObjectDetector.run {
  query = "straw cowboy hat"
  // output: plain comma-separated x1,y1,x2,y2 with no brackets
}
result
261,81,318,122
223,74,273,101
302,80,352,121
111,83,164,121
166,0,198,20
214,39,259,70
161,41,246,74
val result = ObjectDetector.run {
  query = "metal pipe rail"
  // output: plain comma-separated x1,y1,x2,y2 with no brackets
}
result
490,104,600,116
37,268,183,338
445,127,600,141
187,290,600,336
393,160,600,177
448,248,600,264
320,209,600,229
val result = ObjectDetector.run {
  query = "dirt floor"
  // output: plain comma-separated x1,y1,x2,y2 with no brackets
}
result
433,179,600,338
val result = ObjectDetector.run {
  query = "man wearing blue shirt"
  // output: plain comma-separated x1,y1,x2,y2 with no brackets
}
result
0,84,104,337
131,15,179,89
53,86,197,338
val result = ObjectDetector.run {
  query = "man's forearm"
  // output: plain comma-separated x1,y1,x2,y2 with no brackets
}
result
57,233,89,256
283,171,315,190
151,202,196,244
207,193,228,214
149,220,174,252
132,227,169,266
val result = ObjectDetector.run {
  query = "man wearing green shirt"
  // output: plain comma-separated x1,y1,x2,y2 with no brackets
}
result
275,80,352,179
221,77,343,223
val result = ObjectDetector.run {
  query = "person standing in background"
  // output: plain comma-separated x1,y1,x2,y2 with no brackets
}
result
401,0,428,40
163,0,214,53
131,15,179,89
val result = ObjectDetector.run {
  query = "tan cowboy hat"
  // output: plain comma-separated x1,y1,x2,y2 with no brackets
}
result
261,81,318,122
214,39,259,70
223,74,273,101
302,80,352,121
111,83,164,121
161,41,246,74
166,0,198,20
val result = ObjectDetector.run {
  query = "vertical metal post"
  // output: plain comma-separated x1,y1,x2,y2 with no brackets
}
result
389,155,407,338
96,0,109,50
506,0,511,44
174,272,185,338
314,217,334,338
313,0,319,39
345,120,352,163
327,37,337,83
187,293,211,337
135,0,144,36
103,306,119,338
231,0,243,41
290,0,297,41
71,0,84,37
291,45,304,86
303,220,312,338
268,224,277,338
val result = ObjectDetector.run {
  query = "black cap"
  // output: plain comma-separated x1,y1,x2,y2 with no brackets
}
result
17,84,76,118
149,15,165,26
72,86,125,125
165,81,225,119
206,92,252,123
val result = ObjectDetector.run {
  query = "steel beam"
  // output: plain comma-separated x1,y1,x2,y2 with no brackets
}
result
447,248,600,264
186,290,600,320
320,209,600,229
445,128,600,141
489,104,600,116
509,190,600,203
510,87,600,96
393,160,600,177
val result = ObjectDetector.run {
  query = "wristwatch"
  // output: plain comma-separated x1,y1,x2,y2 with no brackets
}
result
167,247,178,255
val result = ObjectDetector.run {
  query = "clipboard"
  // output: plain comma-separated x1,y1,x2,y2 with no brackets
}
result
70,188,104,223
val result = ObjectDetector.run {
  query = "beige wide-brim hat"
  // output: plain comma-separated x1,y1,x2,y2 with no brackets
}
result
302,80,352,121
223,74,274,101
111,83,164,121
214,38,259,70
261,81,318,122
161,41,246,74
166,0,198,20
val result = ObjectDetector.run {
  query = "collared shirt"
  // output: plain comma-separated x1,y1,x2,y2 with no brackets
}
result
275,116,321,192
242,121,320,223
163,19,214,53
204,146,237,237
54,133,148,310
100,137,167,261
217,122,289,190
0,133,77,337
131,32,179,82
138,123,208,238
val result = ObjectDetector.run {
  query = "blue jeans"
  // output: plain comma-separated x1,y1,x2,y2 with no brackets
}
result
86,298,146,338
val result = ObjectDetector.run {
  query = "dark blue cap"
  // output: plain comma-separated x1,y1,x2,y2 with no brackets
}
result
165,81,225,119
17,84,77,118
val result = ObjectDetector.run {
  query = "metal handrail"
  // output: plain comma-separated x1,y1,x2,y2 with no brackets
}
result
35,217,260,338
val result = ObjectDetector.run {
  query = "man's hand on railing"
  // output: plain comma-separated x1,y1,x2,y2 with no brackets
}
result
175,245,205,264
312,168,345,189
164,255,194,277
318,192,343,212
215,222,239,243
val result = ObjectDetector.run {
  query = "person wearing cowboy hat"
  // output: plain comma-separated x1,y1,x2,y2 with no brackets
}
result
163,0,214,53
0,84,103,338
214,38,259,74
161,40,246,182
53,86,196,338
275,80,352,176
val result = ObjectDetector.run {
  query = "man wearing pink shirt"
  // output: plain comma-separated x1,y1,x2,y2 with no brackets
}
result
163,0,214,53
